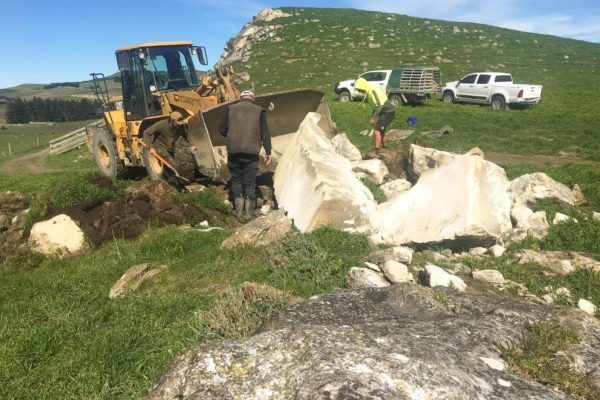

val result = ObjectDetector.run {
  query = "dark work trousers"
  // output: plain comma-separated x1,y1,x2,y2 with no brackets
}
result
228,153,259,200
156,147,184,189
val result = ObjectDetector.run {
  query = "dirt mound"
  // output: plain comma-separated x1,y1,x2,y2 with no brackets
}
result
51,180,232,246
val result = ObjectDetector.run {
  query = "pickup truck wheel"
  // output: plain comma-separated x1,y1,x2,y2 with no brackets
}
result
491,95,507,110
338,91,351,103
443,91,455,104
388,95,403,107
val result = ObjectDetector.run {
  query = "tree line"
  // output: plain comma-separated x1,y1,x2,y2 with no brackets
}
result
43,82,80,89
6,97,102,123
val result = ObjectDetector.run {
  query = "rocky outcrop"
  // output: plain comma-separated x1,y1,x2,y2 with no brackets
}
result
219,8,291,66
274,113,379,233
379,179,412,200
352,159,389,184
28,214,86,257
377,151,512,249
221,210,292,249
145,284,600,399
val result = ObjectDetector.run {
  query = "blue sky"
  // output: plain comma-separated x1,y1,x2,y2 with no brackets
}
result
1,0,599,89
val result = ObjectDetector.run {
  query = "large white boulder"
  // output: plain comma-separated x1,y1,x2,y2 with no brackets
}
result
377,152,512,248
406,144,457,181
331,133,362,161
508,172,577,206
274,113,379,233
29,214,86,257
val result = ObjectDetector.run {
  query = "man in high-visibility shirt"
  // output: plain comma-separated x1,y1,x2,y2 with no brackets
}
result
354,77,397,153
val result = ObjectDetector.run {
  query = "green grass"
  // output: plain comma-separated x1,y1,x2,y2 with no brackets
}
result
500,323,595,399
360,177,387,203
0,225,369,399
0,120,95,162
45,145,97,170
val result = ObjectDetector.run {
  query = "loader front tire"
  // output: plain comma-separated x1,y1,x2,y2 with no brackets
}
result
142,137,197,182
92,126,126,178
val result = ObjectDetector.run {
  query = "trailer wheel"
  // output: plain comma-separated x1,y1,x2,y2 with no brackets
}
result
338,91,351,103
388,95,403,107
443,91,455,104
491,95,507,110
92,125,126,178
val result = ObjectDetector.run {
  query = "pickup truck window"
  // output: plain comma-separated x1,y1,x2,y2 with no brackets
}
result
460,74,477,84
361,72,387,82
494,75,512,83
477,74,491,84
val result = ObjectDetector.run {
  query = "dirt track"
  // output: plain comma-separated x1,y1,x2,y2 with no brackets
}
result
0,148,56,174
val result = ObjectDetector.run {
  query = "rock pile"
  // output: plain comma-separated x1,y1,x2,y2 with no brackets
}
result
0,192,31,259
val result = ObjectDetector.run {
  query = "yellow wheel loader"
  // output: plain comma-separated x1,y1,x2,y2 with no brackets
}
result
90,41,335,181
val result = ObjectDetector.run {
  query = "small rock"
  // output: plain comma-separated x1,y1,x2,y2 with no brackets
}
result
578,299,597,315
441,249,453,257
221,210,292,249
198,220,209,228
109,263,167,299
472,269,505,285
469,247,488,256
352,159,389,185
367,246,414,265
380,260,410,283
346,267,390,288
420,263,466,292
260,204,272,215
556,287,571,297
364,262,381,273
553,212,577,224
446,263,470,275
572,184,587,206
421,250,447,262
593,211,600,221
541,294,556,304
479,357,505,371
489,244,505,257
28,214,86,257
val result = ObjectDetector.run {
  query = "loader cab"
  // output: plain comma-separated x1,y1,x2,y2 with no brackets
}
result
115,41,208,121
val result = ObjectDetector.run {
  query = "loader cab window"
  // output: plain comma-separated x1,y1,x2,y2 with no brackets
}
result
143,46,199,91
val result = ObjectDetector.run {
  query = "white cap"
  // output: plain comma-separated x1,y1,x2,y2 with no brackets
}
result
240,90,255,99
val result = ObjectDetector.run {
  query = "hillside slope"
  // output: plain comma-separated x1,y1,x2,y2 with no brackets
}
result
224,7,600,93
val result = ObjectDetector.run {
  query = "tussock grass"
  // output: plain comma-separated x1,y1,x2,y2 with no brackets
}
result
500,323,595,399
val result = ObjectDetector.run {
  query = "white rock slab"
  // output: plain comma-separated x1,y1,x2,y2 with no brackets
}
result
489,244,505,257
378,152,512,248
472,269,505,285
346,267,390,289
351,159,389,185
406,144,457,181
578,299,597,315
381,260,410,283
553,212,577,224
508,172,576,206
274,113,380,233
29,214,86,257
331,133,362,161
379,179,412,200
421,263,467,292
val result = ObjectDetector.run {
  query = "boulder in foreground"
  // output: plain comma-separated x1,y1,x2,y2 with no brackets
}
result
144,284,600,399
28,214,86,257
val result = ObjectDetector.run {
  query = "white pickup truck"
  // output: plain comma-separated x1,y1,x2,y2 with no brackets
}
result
441,72,542,110
334,68,440,105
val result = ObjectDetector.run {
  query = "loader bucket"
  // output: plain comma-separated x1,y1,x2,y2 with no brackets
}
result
186,89,335,179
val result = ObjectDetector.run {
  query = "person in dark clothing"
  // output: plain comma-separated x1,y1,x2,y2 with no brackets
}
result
145,111,196,191
219,90,272,218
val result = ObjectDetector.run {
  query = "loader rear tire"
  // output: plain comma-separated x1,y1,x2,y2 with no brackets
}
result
92,126,126,178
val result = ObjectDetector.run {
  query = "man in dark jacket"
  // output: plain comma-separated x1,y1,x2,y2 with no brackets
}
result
146,111,196,190
219,90,272,218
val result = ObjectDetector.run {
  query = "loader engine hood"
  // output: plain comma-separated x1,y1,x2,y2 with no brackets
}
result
186,89,335,179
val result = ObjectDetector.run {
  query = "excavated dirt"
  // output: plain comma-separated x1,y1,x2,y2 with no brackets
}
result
47,179,234,246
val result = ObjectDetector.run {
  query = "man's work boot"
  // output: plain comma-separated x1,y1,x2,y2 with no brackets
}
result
233,197,244,217
244,198,256,219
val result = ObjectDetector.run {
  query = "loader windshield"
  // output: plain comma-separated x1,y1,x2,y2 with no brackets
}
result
142,46,199,91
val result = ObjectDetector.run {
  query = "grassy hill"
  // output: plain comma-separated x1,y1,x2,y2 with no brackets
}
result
0,74,122,101
229,7,600,160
